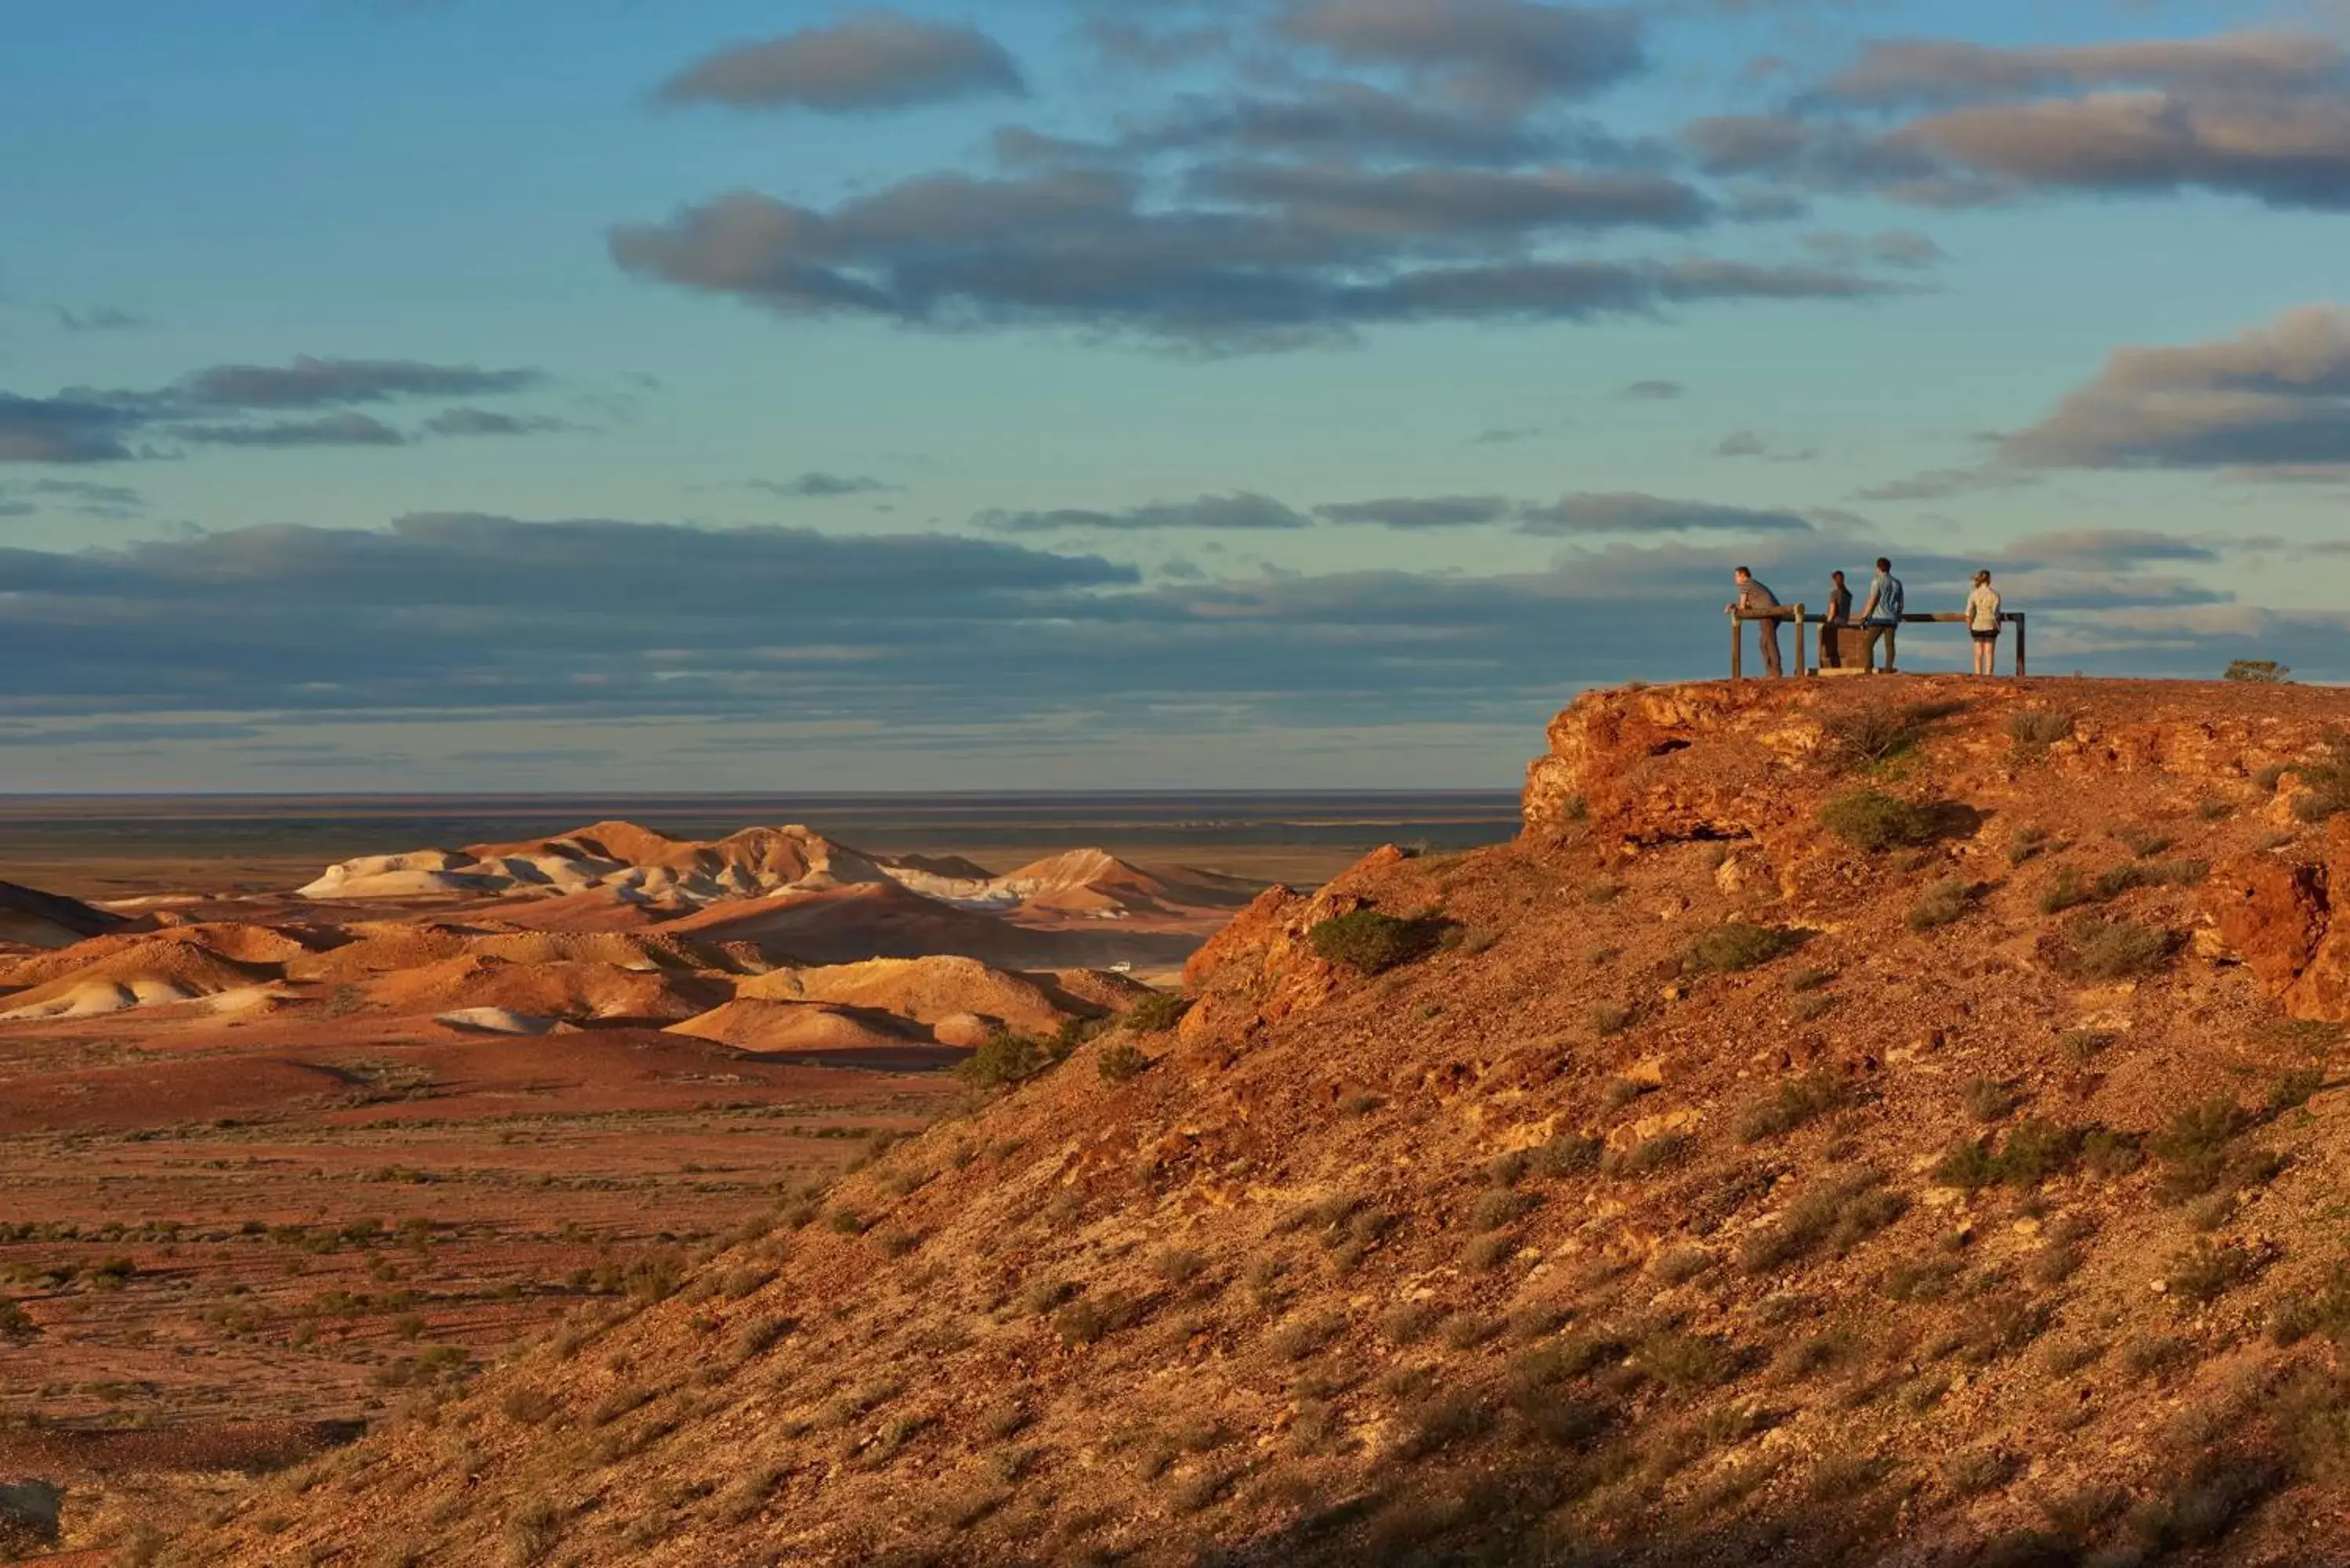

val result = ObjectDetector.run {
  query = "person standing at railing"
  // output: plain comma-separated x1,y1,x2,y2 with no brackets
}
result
1728,565,1784,677
1820,569,1853,670
1858,556,1904,674
1966,569,2004,677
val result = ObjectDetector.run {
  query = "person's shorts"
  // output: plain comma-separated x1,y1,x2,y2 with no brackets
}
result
1972,630,1999,643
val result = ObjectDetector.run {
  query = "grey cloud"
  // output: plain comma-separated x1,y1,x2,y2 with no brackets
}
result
1622,379,1683,399
1895,92,2350,211
0,478,146,518
609,173,1896,350
751,472,905,498
1473,424,1542,443
1186,161,1712,237
1817,33,2350,110
421,407,574,438
656,10,1025,113
1280,0,1647,108
56,306,145,332
2004,529,2221,568
1315,495,1517,527
1123,81,1593,167
0,394,140,464
1518,491,1820,533
175,411,408,448
1713,428,1815,460
979,492,1314,532
172,356,541,410
1803,228,1944,268
2005,304,2350,470
0,501,31,517
1852,465,2039,501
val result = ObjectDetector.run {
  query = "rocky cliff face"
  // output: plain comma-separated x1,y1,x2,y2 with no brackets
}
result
165,677,2350,1568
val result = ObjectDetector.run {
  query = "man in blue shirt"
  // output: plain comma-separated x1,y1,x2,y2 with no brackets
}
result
1859,557,1904,674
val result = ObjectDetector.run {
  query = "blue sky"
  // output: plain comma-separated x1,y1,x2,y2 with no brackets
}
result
2,0,2347,789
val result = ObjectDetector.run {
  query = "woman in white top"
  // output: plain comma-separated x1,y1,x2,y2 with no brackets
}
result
1966,570,2004,676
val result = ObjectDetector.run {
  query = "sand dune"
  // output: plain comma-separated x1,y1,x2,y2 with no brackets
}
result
0,880,128,950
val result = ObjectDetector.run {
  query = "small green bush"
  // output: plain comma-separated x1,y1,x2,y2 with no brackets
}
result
2055,916,2171,981
1127,991,1188,1033
2005,708,2076,752
2165,1241,2261,1306
1932,1118,2084,1190
1533,1133,1603,1179
2008,826,2052,866
1822,706,1925,771
959,1029,1053,1089
1961,1077,2016,1123
1819,788,1935,851
1637,1330,1739,1389
1097,1041,1148,1084
1601,1132,1694,1179
2290,732,2350,823
1907,879,1971,931
2226,659,2290,684
1734,1072,1848,1143
1741,1169,1904,1272
1683,922,1802,974
1308,911,1437,976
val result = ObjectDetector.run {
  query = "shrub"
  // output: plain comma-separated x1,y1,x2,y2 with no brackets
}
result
1602,1075,1655,1111
2289,732,2350,823
2110,825,2175,858
1308,911,1437,976
1381,1300,1442,1345
1470,1190,1541,1232
1654,1245,1715,1286
1464,1233,1516,1270
2005,708,2076,752
1788,966,1835,992
2166,1241,2262,1306
959,1030,1052,1089
1819,789,1934,851
1390,1390,1491,1459
1683,923,1802,974
1586,1003,1634,1038
1637,1330,1739,1389
1734,1072,1847,1143
2038,867,2096,915
1602,1131,1694,1179
2226,659,2290,684
1907,879,1971,930
1822,706,1924,771
1961,1077,2017,1123
1933,1119,2083,1190
1742,1169,1904,1273
1127,991,1188,1033
1533,1133,1603,1179
1056,1291,1139,1347
2008,826,2052,866
1097,1041,1148,1084
2055,915,2171,981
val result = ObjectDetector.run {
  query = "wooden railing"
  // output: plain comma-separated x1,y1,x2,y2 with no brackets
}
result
1730,608,2027,679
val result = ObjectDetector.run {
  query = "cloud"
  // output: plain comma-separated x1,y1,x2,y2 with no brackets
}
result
1184,162,1713,237
175,411,408,448
2005,304,2350,471
420,408,575,438
170,356,542,409
1472,424,1543,443
0,479,146,518
1120,81,1579,167
1714,428,1817,461
1315,495,1517,527
1852,465,2040,502
0,394,141,464
609,172,1899,350
1622,379,1684,399
979,492,1314,531
1815,33,2350,111
2003,528,2222,568
1705,31,2350,213
1802,229,1944,269
750,471,904,498
656,10,1025,113
55,305,145,332
1,355,553,461
1517,491,1821,533
1278,0,1648,108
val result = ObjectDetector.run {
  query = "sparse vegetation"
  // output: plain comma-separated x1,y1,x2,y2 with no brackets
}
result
1823,705,1929,771
1096,1040,1148,1083
958,1028,1054,1089
1907,878,1971,930
1819,789,1934,851
2005,707,2075,756
1308,910,1438,975
1961,1076,2017,1123
2290,732,2350,822
1734,1072,1847,1143
1742,1169,1904,1273
1126,991,1188,1033
1533,1133,1603,1178
2053,914,2172,981
1683,922,1802,974
2226,659,2290,683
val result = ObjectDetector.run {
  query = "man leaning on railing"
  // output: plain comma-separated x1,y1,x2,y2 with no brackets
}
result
1727,566,1784,677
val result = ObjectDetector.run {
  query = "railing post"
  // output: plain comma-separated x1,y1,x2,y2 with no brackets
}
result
2014,612,2027,679
1730,612,1743,681
1795,604,1808,677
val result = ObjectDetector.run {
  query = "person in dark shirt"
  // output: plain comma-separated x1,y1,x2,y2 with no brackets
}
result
1821,570,1853,670
1728,566,1784,677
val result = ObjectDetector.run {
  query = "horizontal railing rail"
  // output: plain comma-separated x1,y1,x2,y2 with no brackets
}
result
1730,607,2026,678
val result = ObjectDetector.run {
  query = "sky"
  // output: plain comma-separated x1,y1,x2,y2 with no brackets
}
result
3,0,2348,791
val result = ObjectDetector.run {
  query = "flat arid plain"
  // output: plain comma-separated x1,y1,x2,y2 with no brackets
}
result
0,793,1512,1558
